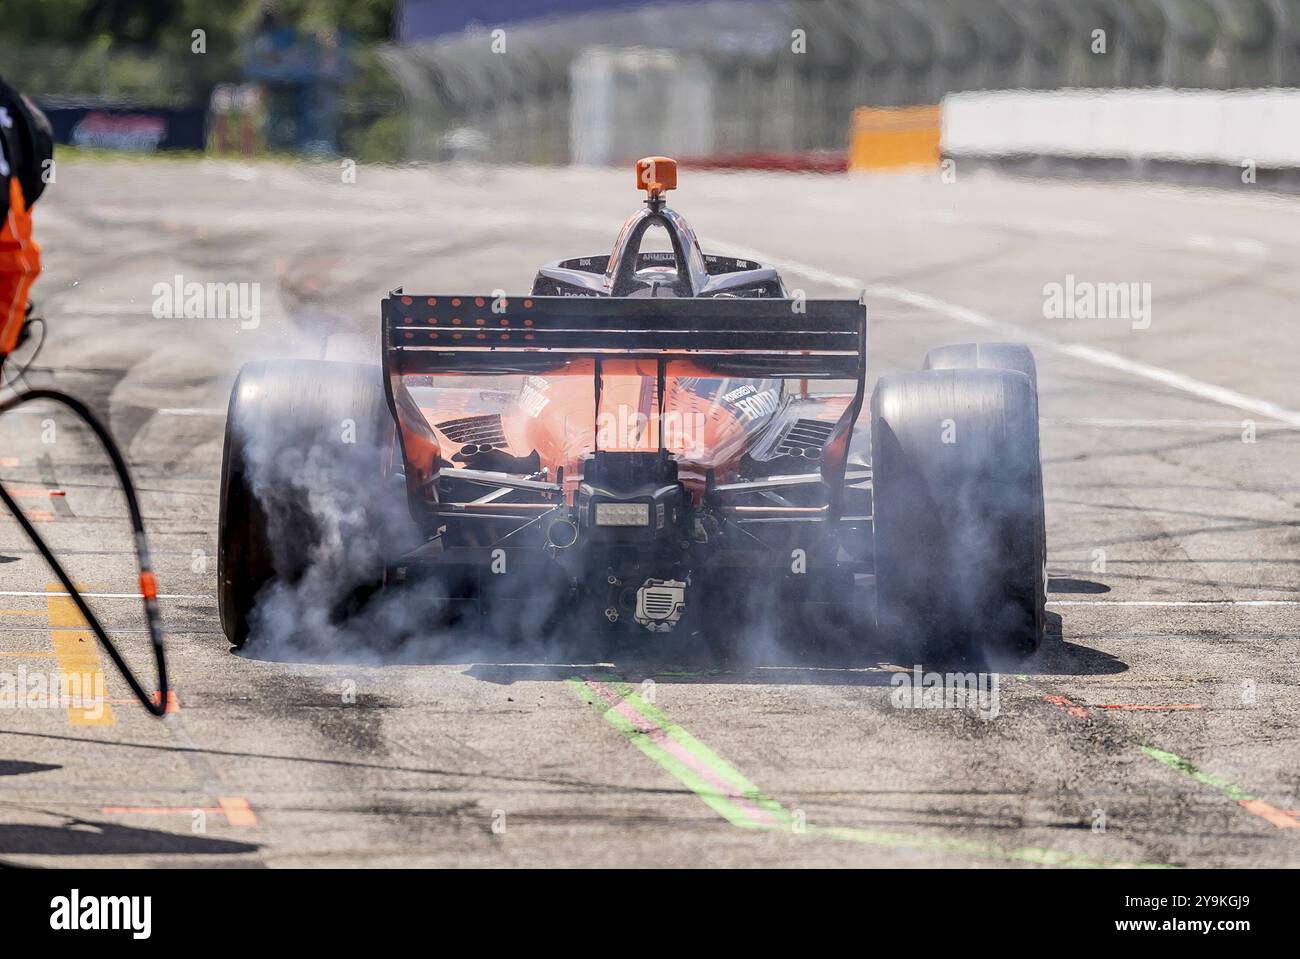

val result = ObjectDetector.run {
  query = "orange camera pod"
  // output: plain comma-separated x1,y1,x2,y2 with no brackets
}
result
636,156,677,197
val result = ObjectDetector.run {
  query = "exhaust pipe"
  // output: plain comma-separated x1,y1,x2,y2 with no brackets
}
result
546,517,579,549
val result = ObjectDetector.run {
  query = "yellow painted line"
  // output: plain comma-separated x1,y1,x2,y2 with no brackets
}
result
45,583,115,726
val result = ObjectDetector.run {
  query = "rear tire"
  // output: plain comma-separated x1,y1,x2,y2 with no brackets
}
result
870,367,1046,661
924,341,1047,593
923,342,1038,391
217,359,408,647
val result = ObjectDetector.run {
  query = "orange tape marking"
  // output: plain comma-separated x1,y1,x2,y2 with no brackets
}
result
1238,800,1300,829
102,797,257,827
1043,694,1089,719
93,691,179,712
217,797,259,827
150,689,180,712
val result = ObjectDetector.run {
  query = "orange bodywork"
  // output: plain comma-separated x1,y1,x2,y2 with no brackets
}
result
0,177,40,356
407,362,850,505
515,359,753,495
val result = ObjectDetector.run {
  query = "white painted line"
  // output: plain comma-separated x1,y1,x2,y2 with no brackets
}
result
1042,417,1300,430
921,211,1116,241
56,304,149,317
1054,342,1300,428
920,216,1268,257
7,405,226,417
0,590,207,600
716,241,1300,429
199,159,260,181
1184,233,1268,258
1048,599,1300,607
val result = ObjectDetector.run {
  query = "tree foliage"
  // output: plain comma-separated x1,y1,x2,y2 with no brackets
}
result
0,0,396,48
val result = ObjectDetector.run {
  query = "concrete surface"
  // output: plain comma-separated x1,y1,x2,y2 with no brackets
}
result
0,158,1296,867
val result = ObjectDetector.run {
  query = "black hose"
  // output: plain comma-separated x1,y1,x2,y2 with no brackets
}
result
0,316,46,390
0,387,169,717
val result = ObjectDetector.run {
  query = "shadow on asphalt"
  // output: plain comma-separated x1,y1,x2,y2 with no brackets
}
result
0,760,61,777
1047,576,1110,594
239,603,1127,683
0,818,261,858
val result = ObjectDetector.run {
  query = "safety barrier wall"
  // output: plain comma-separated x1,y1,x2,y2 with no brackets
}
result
942,88,1300,167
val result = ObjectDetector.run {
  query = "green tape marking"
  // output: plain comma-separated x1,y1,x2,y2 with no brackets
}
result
1141,745,1256,802
570,677,1171,868
569,677,788,828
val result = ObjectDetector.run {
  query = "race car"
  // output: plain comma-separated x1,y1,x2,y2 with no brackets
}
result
218,157,1046,659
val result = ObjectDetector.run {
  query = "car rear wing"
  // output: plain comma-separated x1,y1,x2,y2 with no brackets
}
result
381,293,867,514
382,293,865,380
